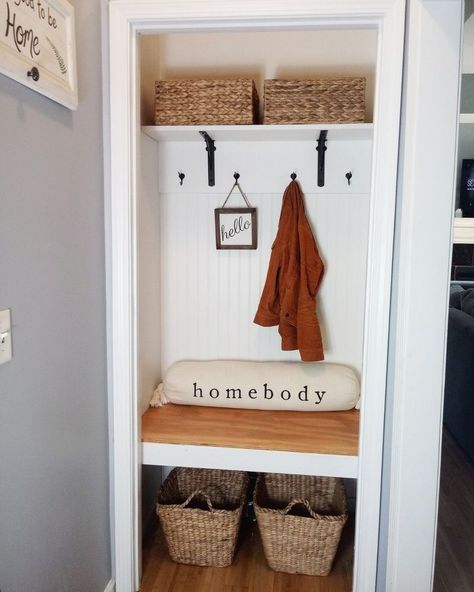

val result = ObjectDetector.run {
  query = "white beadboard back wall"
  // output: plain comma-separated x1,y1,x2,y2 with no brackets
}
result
156,137,371,375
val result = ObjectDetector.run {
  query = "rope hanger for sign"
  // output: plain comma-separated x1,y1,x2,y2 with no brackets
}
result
214,173,257,250
220,172,253,209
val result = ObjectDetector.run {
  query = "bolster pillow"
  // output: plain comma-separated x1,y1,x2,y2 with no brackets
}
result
151,360,360,412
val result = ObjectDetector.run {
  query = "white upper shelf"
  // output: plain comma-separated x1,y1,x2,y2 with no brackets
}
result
142,123,373,143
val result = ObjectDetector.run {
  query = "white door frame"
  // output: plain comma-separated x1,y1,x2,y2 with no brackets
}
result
104,1,406,591
379,1,463,591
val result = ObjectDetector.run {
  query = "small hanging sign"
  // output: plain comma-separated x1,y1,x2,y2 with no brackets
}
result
0,0,77,110
215,174,257,250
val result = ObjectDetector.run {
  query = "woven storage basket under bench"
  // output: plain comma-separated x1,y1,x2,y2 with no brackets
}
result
263,78,366,124
154,79,259,125
253,473,348,576
156,467,249,567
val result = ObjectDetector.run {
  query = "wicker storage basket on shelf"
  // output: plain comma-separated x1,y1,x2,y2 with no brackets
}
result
156,467,249,567
154,79,259,125
253,473,348,576
263,78,366,124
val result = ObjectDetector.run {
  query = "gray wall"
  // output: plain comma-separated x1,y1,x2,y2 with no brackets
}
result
0,2,110,591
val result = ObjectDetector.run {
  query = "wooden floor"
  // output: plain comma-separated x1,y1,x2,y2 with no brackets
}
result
433,430,474,592
140,517,354,592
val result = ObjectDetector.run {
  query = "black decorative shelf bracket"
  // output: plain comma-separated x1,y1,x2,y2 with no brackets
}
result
316,130,328,187
199,131,216,187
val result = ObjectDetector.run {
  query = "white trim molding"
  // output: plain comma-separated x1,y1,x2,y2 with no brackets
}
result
381,1,463,591
105,2,406,591
142,443,359,479
104,579,116,592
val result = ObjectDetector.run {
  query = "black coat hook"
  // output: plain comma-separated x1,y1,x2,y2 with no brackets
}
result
290,172,297,180
345,171,353,186
178,171,185,186
233,172,240,181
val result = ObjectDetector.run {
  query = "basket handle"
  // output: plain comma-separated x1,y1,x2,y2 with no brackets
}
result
282,498,318,519
180,490,215,512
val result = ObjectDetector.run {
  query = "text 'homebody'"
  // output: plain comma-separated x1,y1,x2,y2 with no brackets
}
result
193,382,326,405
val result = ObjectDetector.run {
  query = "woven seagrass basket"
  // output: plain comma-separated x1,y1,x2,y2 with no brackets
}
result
263,78,366,124
156,467,249,567
254,473,348,576
154,79,259,125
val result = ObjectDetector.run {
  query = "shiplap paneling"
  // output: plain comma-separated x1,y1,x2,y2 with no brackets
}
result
160,189,369,374
133,134,373,386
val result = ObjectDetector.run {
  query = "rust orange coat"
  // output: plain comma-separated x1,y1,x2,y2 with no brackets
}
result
254,180,325,361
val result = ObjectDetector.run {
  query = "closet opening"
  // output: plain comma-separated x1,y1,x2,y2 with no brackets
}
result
136,25,377,592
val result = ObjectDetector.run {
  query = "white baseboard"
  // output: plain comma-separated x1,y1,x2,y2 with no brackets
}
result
104,579,115,592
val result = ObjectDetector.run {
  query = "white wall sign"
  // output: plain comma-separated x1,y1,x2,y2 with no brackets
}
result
0,0,77,109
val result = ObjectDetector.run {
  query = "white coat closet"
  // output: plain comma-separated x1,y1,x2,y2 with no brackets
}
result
106,2,407,591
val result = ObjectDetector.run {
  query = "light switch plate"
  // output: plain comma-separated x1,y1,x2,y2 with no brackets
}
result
0,309,12,365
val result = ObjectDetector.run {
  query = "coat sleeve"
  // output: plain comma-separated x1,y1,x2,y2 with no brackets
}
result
296,219,325,361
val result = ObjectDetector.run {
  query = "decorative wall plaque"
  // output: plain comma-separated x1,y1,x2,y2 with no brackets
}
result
215,173,258,250
0,0,77,109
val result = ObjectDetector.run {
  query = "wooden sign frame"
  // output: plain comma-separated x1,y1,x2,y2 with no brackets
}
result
214,207,257,250
0,0,78,109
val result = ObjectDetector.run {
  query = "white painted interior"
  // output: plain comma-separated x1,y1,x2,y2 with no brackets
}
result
140,29,378,124
136,132,163,579
139,68,372,542
140,133,370,493
138,31,375,416
149,136,371,377
137,134,161,415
